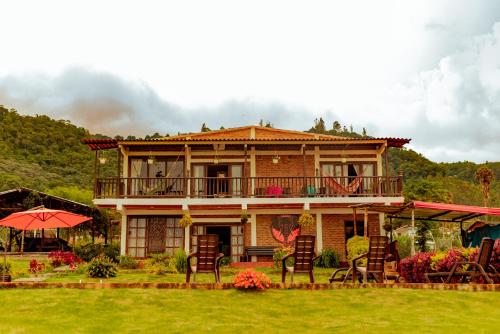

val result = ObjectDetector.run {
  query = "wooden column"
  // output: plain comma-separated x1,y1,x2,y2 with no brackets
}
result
353,208,357,236
243,144,248,197
364,208,368,238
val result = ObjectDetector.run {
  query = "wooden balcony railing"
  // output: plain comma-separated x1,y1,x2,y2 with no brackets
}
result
94,176,403,199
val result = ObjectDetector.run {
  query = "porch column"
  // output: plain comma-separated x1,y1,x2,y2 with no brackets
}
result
364,208,368,237
250,146,256,197
120,213,127,256
316,213,323,252
379,213,385,236
184,226,190,253
185,144,191,197
250,213,257,262
411,209,415,256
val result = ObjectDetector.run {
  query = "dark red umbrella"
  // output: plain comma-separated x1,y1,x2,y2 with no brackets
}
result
0,207,92,230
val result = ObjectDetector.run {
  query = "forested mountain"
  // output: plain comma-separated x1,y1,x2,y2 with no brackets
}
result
1,107,498,207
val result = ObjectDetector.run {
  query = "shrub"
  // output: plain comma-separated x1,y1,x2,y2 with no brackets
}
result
74,243,120,262
233,270,271,290
273,246,294,269
173,249,188,273
146,252,177,275
219,256,231,267
0,262,12,274
346,236,369,266
48,251,82,268
395,235,412,259
118,255,139,269
315,248,340,268
87,256,118,278
400,252,435,283
29,259,46,275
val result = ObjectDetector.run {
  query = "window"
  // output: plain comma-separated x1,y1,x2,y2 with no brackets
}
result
127,216,184,257
127,217,147,257
231,225,244,262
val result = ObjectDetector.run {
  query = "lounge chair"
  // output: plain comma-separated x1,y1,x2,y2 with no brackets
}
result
329,235,388,283
282,235,320,283
425,237,497,284
186,234,224,283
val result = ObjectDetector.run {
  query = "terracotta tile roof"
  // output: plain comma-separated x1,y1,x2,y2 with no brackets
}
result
83,126,411,148
163,125,349,141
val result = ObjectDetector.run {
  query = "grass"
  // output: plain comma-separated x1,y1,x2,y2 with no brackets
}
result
0,288,498,333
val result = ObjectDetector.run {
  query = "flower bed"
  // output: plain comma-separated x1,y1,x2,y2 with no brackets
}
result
400,241,499,283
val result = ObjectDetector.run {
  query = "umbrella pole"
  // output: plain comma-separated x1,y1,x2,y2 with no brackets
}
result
2,229,7,282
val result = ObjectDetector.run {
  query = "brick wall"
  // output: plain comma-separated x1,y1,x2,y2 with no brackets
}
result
255,155,315,177
322,214,381,260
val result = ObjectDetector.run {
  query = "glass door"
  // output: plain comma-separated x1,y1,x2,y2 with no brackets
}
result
192,165,205,197
230,164,243,197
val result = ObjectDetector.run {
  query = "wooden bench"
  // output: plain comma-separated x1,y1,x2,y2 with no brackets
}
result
245,246,275,262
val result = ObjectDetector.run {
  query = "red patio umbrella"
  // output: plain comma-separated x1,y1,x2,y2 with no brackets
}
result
0,206,92,254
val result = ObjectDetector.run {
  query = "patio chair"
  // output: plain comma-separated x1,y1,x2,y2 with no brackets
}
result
329,235,388,283
384,240,401,282
425,237,497,284
186,234,224,283
282,235,320,283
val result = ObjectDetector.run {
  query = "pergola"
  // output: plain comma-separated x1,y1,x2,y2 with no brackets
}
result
353,201,500,254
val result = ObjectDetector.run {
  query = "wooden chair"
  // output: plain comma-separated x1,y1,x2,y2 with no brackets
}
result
384,240,401,282
329,236,388,283
425,237,497,284
186,234,224,283
282,235,319,283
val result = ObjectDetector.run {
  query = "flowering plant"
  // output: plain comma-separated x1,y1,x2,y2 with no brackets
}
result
29,259,46,275
179,211,193,228
48,251,82,269
233,269,271,290
400,252,435,283
298,212,314,227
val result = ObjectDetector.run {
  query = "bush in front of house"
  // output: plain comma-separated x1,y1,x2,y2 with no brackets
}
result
273,246,294,269
87,256,118,278
233,269,271,290
346,236,369,266
146,252,177,275
74,243,120,263
118,255,139,269
315,247,341,268
173,249,188,273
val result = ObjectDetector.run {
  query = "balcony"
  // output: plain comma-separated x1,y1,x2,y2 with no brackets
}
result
94,176,403,199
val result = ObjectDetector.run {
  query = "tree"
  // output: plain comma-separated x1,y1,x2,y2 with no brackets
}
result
349,124,354,133
332,121,341,132
475,166,494,207
313,118,326,133
201,123,211,132
362,127,367,137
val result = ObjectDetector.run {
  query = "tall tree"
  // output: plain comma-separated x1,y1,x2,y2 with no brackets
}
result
201,123,211,132
362,127,367,137
332,120,341,132
475,166,494,207
313,118,326,133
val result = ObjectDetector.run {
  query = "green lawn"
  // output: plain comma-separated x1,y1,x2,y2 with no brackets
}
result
0,288,498,333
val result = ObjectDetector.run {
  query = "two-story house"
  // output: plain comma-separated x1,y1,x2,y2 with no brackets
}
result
84,126,409,262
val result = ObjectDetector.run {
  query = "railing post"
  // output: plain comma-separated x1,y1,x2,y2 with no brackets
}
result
186,171,191,198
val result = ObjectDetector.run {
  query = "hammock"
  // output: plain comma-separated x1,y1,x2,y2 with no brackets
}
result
324,176,363,195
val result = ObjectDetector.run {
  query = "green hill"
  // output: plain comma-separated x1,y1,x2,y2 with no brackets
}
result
1,107,498,207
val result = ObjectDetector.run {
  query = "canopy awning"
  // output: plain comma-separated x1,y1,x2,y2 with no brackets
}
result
354,201,500,223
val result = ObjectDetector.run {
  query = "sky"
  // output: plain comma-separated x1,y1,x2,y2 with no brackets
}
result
1,0,499,163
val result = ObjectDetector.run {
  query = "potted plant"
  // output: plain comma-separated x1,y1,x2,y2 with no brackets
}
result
241,210,249,224
179,211,193,228
298,211,314,227
0,262,12,282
